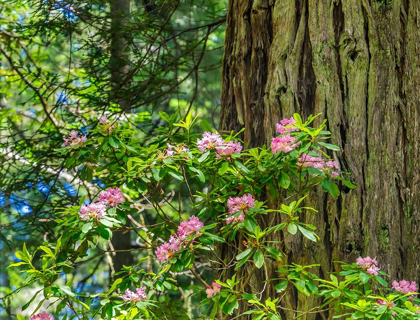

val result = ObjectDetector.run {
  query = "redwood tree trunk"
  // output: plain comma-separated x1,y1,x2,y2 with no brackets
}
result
219,0,420,318
110,0,133,275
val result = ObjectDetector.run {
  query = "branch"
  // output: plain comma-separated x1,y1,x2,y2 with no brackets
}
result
0,46,60,128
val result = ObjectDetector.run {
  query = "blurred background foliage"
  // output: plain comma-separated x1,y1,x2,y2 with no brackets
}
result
0,0,226,317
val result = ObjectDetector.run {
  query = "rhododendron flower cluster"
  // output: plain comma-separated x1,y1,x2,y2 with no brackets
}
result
377,300,395,308
271,135,300,154
161,143,189,159
98,116,115,133
155,216,204,262
276,117,298,135
197,132,225,152
98,188,124,207
122,287,147,302
79,187,124,220
392,280,418,295
356,256,380,275
63,130,87,147
197,132,242,157
226,193,255,224
298,154,340,177
79,202,107,221
30,312,54,320
206,281,222,298
216,140,243,157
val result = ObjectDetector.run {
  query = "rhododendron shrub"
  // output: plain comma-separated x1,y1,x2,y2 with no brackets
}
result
10,113,420,319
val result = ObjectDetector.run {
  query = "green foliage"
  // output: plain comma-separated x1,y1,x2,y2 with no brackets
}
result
7,113,417,319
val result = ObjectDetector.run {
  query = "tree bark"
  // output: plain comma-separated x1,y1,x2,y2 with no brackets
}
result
219,0,420,318
110,0,133,275
110,0,131,110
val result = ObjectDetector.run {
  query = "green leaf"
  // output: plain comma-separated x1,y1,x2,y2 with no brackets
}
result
241,293,259,301
198,151,210,163
97,225,112,240
297,225,317,242
201,231,225,244
274,222,287,232
82,222,93,233
307,167,323,176
331,290,341,298
359,272,370,284
235,249,252,269
200,119,213,132
374,275,388,287
321,178,340,199
236,248,253,261
190,167,205,182
57,284,75,297
279,171,290,189
39,246,54,257
107,278,122,294
22,289,41,310
263,246,282,260
274,281,288,293
109,136,120,149
8,262,27,268
317,142,340,151
287,223,297,235
293,113,303,126
99,218,115,227
234,160,250,174
253,250,264,269
152,168,166,181
244,216,257,233
15,251,29,263
167,168,184,181
225,296,239,314
218,161,229,175
340,178,356,189
159,111,171,122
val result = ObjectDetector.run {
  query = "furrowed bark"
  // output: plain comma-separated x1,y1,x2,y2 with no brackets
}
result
219,1,420,318
110,0,133,275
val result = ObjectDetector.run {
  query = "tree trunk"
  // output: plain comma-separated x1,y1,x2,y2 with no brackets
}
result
110,0,131,110
110,0,133,275
219,0,420,318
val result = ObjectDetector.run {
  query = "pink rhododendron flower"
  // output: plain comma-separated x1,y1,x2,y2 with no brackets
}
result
79,203,106,221
122,288,147,302
63,130,87,147
276,117,298,135
216,140,242,157
30,312,54,320
392,280,418,295
98,115,115,133
271,135,300,154
158,144,189,159
377,300,395,308
197,132,225,153
298,154,340,177
98,188,124,207
356,256,380,275
206,281,222,298
156,242,174,262
166,144,176,157
99,115,108,124
197,132,242,158
155,216,204,262
226,194,255,224
177,215,204,240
